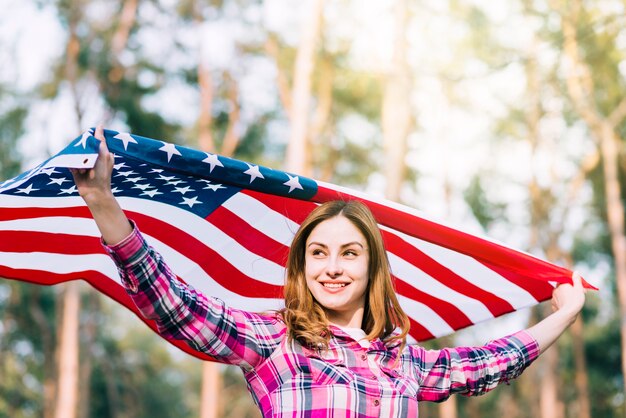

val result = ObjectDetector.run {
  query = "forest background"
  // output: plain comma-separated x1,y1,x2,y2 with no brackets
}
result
0,0,624,417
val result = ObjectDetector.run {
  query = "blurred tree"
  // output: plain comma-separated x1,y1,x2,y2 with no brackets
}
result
552,0,626,407
0,46,55,418
284,0,325,175
382,0,412,203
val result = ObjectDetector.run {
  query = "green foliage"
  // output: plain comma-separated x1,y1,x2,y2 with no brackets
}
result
0,282,57,418
463,175,506,230
585,315,623,417
88,327,193,418
0,92,27,180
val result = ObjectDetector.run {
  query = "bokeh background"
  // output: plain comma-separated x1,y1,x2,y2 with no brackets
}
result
0,0,624,417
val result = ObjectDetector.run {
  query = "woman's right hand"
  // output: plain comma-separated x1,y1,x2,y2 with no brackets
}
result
70,125,115,207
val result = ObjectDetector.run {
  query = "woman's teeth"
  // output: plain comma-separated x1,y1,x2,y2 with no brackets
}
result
323,283,347,288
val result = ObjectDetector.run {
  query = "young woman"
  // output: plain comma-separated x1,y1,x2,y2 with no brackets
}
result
72,126,586,417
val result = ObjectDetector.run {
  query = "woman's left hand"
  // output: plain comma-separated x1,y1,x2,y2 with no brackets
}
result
551,271,586,319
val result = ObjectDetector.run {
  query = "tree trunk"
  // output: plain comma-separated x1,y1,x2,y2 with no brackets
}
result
538,307,564,418
310,56,334,180
108,0,139,83
54,4,85,413
571,315,591,418
53,282,81,418
197,45,216,153
382,0,412,202
284,0,324,175
200,362,221,418
28,286,58,418
220,71,242,158
599,121,626,404
195,16,223,412
558,0,626,403
65,16,83,130
77,292,99,418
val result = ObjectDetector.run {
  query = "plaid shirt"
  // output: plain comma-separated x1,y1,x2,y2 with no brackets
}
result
104,225,540,418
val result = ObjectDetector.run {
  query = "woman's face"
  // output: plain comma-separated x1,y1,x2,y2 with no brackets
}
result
304,215,370,328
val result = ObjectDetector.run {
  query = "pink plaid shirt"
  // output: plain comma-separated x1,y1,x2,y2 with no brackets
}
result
104,225,540,417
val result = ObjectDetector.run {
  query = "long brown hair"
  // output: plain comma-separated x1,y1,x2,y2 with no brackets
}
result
281,200,410,351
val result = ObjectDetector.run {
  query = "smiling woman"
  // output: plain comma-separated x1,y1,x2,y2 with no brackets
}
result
282,200,410,353
71,126,586,417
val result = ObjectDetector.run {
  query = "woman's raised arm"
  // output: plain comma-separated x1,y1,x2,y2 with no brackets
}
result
525,271,586,353
70,125,133,245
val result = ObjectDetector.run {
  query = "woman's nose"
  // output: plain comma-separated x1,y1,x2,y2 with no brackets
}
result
326,257,343,277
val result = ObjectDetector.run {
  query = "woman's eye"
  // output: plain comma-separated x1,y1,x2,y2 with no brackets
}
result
344,250,357,257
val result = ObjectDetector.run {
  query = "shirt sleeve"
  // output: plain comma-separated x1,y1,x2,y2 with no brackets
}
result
102,222,286,371
411,330,540,402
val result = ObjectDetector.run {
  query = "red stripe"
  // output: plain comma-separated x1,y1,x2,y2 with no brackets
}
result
382,231,515,317
0,206,91,221
125,210,284,299
393,275,472,331
482,261,552,303
242,189,316,224
207,205,290,267
407,317,435,341
0,231,102,254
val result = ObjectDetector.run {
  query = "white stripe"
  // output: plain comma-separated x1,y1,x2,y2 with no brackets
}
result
385,227,537,309
0,195,85,207
44,153,97,169
142,232,285,310
0,245,284,314
389,252,494,324
118,197,287,286
397,294,455,338
221,192,300,246
0,196,288,286
0,217,100,236
0,251,120,282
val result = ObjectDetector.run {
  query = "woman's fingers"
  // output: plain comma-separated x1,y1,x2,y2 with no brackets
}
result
94,124,110,154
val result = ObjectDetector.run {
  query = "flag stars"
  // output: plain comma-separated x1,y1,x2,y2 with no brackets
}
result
141,189,163,198
165,179,185,186
283,175,303,193
157,174,178,182
123,176,145,184
59,185,78,195
47,177,70,186
75,130,92,149
202,153,224,172
115,170,137,177
203,183,226,192
16,183,39,195
173,186,194,195
132,183,154,191
180,196,202,208
244,164,264,183
149,168,164,174
159,142,182,162
114,132,138,150
39,167,59,176
113,162,129,171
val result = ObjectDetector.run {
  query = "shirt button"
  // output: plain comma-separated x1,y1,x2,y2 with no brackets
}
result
360,354,367,361
374,399,380,406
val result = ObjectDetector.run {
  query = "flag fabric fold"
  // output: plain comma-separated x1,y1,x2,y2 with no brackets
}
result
0,128,586,359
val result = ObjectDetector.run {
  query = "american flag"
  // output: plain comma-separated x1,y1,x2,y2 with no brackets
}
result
0,128,586,358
